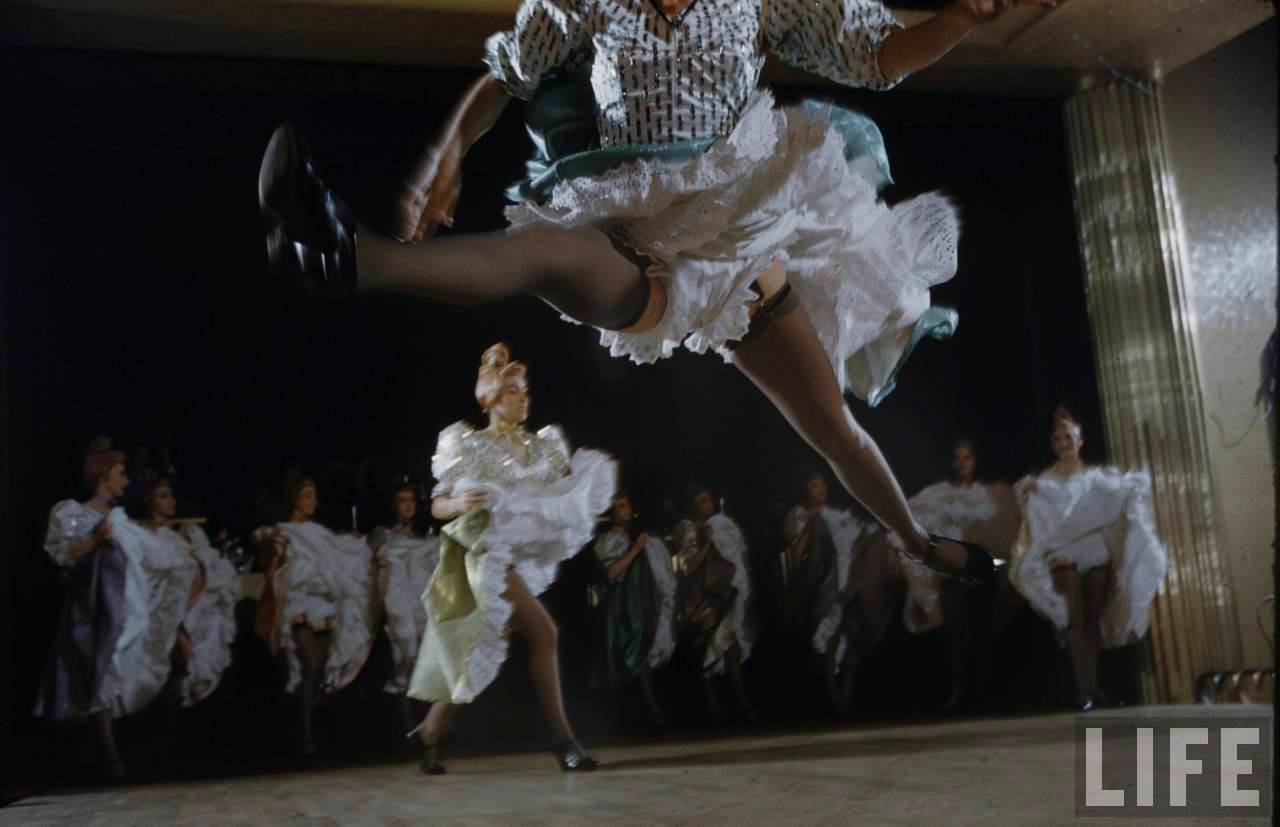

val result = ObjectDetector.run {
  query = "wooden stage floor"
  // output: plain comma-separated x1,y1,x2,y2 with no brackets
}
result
3,705,1270,825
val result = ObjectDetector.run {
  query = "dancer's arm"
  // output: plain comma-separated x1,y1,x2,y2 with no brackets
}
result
766,0,1053,91
605,533,649,582
878,0,1055,82
398,75,512,242
431,489,488,521
63,520,111,562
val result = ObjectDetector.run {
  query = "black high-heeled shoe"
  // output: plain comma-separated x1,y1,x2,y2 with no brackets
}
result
405,722,447,775
917,535,998,587
419,742,446,776
258,123,359,297
551,740,598,772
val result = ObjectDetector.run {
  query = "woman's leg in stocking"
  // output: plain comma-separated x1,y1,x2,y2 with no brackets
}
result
359,226,655,331
93,709,125,776
940,583,971,710
1051,566,1089,705
636,663,665,725
504,569,575,744
729,283,964,570
292,625,331,753
1082,566,1111,700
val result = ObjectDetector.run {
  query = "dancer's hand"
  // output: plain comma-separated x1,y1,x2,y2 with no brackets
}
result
396,138,463,242
94,520,113,543
440,489,487,517
947,0,1055,26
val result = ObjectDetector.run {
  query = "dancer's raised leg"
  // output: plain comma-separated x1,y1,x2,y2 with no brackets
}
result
728,273,974,575
259,124,655,331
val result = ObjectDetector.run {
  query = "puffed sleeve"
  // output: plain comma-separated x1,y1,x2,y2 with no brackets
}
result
535,425,572,476
1013,474,1037,508
483,0,592,101
431,421,474,498
763,0,904,92
44,500,94,567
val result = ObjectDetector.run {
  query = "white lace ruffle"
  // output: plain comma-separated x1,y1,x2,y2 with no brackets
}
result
644,537,678,668
702,514,754,672
450,447,617,702
374,533,440,693
174,526,238,706
274,522,376,694
1009,468,1168,647
809,507,867,656
108,513,199,717
897,481,1021,634
505,90,959,397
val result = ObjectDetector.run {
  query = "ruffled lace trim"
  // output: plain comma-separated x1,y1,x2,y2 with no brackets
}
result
505,91,960,398
1009,468,1168,647
275,524,376,694
644,538,678,668
179,540,238,706
453,448,617,702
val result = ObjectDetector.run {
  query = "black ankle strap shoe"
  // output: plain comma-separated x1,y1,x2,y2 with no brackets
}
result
920,534,998,587
552,740,599,772
259,123,358,298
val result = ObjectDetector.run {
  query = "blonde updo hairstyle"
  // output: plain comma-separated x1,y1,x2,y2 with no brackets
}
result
474,342,528,413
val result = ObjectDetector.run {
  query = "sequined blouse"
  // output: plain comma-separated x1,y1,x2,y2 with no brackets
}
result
431,421,573,497
45,500,111,567
484,0,903,147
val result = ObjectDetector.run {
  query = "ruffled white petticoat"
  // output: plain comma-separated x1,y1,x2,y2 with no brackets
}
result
506,90,959,401
901,481,1020,634
704,514,756,672
110,515,199,716
805,507,869,656
1009,468,1168,648
643,536,678,669
373,531,440,693
411,446,616,704
273,522,377,694
180,532,238,706
144,525,238,706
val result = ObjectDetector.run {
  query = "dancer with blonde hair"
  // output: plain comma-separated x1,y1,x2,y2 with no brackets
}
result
409,343,616,773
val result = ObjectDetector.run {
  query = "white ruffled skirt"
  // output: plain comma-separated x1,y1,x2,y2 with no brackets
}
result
410,449,616,704
177,527,238,706
105,515,199,717
704,514,756,672
1009,469,1167,648
375,533,440,693
643,537,678,669
506,91,959,402
810,509,868,656
273,522,376,694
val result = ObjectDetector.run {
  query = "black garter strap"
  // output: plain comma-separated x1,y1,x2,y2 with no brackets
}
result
727,280,796,350
605,225,657,330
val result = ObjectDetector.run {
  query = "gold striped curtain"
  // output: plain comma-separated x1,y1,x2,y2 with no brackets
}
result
1062,82,1244,703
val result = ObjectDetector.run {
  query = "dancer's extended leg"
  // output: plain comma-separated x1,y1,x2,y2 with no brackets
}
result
259,124,656,331
359,226,655,331
728,275,966,570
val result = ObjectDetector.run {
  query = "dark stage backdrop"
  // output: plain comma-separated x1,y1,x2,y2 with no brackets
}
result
1,47,1105,767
